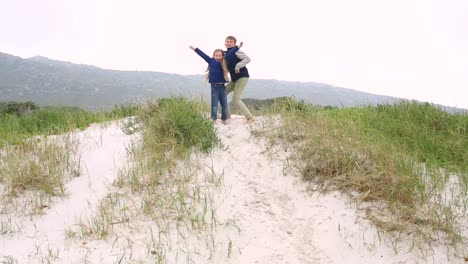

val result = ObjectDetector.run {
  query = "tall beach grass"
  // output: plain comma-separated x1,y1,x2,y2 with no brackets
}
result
0,102,138,217
0,101,139,147
256,98,467,253
66,97,226,263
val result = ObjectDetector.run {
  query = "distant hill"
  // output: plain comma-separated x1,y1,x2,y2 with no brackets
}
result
0,51,463,112
0,52,208,109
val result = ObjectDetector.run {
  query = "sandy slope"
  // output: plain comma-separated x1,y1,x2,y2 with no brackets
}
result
208,116,463,264
0,121,136,263
0,116,464,263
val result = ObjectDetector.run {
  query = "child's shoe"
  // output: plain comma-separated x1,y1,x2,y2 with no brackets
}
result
246,117,256,124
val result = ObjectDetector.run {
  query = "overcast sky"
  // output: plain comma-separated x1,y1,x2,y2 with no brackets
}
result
1,0,467,109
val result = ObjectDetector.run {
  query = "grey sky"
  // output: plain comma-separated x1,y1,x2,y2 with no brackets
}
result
1,0,467,108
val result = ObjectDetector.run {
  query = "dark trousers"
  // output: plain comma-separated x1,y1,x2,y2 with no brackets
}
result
211,83,228,120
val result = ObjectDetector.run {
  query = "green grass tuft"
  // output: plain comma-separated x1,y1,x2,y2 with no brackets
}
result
0,102,139,147
259,99,467,252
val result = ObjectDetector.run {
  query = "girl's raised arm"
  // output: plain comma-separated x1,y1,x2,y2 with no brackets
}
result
190,46,211,63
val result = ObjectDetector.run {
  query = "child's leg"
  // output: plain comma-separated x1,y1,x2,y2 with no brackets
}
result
219,86,228,121
225,81,235,119
231,78,253,119
226,81,235,95
211,85,220,120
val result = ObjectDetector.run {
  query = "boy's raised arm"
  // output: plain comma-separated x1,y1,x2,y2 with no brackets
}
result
225,46,239,59
225,41,243,61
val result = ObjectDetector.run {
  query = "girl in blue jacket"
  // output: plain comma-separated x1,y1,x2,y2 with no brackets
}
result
190,42,242,124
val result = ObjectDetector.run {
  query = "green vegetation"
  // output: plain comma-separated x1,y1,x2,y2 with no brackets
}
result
0,137,79,216
0,101,139,147
140,97,218,154
2,97,466,258
0,101,138,215
328,101,467,174
257,97,467,251
114,97,219,193
0,101,38,116
67,97,223,262
116,96,219,207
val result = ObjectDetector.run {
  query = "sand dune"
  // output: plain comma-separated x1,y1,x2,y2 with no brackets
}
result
0,116,464,263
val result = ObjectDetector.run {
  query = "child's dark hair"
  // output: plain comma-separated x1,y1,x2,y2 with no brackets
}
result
225,36,237,44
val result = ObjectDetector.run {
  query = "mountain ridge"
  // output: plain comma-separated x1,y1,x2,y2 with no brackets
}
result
1,51,463,112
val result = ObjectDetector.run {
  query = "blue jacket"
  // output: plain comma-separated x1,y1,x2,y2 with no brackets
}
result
194,47,239,83
225,47,250,82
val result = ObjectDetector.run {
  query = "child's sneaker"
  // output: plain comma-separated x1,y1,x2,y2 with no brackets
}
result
246,117,256,124
222,120,228,125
